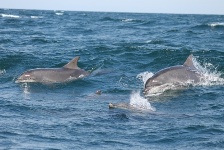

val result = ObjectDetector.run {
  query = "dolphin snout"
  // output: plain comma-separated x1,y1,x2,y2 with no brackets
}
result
15,76,22,83
143,88,150,95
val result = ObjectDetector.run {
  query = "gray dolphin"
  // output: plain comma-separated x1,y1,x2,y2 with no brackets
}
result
109,103,134,110
144,54,202,94
109,103,144,111
16,56,90,83
109,103,154,111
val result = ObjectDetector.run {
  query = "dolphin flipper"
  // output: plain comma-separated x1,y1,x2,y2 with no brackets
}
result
63,56,80,69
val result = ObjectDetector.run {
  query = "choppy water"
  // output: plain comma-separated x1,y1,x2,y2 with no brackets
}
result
0,9,224,149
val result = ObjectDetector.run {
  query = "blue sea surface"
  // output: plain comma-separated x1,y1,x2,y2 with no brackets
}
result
0,9,224,149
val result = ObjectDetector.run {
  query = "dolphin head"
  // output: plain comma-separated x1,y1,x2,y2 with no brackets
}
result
16,70,37,83
144,78,163,94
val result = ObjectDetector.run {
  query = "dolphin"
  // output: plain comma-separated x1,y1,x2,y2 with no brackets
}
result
109,103,134,110
109,103,144,111
109,103,154,111
16,56,90,83
144,54,202,95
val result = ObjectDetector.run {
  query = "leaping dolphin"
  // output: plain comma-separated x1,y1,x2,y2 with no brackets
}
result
144,54,202,95
16,56,90,83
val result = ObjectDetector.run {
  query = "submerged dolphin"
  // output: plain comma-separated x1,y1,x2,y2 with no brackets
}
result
109,103,135,110
109,103,149,111
109,102,155,112
144,54,202,94
16,56,90,83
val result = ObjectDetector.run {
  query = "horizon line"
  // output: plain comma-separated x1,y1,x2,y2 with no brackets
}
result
1,7,224,16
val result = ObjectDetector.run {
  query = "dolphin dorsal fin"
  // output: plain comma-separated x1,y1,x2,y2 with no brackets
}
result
183,54,195,68
63,56,80,69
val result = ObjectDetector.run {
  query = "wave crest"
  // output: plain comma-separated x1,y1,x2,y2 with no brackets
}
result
55,13,63,16
1,14,20,18
208,22,224,27
31,16,43,19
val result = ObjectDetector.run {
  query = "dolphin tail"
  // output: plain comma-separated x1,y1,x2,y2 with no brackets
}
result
63,56,80,69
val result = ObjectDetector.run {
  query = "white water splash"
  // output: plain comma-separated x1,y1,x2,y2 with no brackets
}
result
21,83,30,95
0,69,6,75
137,71,154,84
192,57,224,86
129,90,156,111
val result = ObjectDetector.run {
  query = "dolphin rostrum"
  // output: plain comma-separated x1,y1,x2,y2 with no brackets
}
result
16,56,90,83
144,54,202,95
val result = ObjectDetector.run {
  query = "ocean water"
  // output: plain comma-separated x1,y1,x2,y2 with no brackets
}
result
0,9,224,149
